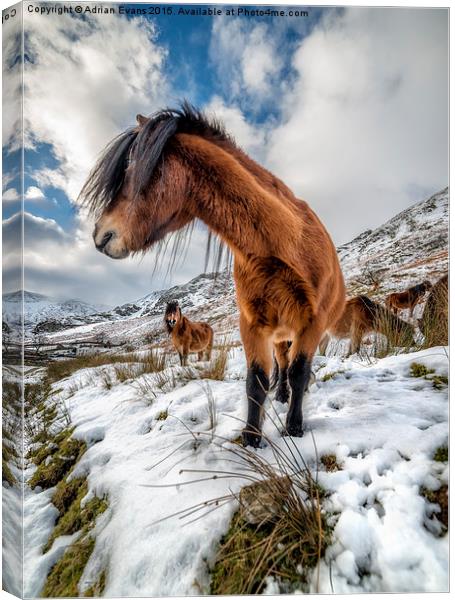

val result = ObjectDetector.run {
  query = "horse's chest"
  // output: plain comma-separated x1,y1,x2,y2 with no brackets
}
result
234,256,309,327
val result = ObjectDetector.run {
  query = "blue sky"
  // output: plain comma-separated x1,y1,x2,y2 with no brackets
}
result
2,4,448,305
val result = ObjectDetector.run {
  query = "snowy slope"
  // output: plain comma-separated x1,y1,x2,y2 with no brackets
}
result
2,291,109,332
23,346,448,595
44,272,237,346
338,187,448,295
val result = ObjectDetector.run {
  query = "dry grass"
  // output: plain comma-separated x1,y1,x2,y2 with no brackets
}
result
46,349,166,385
147,416,329,594
209,434,328,594
369,308,416,359
201,338,230,380
419,280,448,348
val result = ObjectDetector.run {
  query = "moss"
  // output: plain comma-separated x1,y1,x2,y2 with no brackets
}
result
409,363,448,390
2,459,16,486
421,485,448,530
42,473,108,593
210,504,328,595
321,370,344,382
44,479,107,553
433,446,448,463
321,454,341,472
430,375,448,390
28,432,86,490
84,570,106,597
410,362,434,378
42,534,95,597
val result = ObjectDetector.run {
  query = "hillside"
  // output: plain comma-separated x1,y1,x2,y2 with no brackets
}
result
2,291,109,333
338,187,448,296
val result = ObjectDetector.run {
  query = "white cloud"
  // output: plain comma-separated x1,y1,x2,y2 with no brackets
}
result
23,11,169,201
204,96,266,159
2,208,212,306
25,186,45,201
2,15,22,151
3,188,19,202
210,19,283,102
266,7,448,244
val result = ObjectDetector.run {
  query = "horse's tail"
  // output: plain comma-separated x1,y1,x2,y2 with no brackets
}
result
357,295,381,319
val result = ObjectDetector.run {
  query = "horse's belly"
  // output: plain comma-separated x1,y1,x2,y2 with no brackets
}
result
272,326,295,343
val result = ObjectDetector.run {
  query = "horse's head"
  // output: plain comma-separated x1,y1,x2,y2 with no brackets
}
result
164,300,181,333
82,112,194,260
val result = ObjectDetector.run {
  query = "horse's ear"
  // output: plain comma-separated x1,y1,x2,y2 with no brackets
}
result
136,114,149,127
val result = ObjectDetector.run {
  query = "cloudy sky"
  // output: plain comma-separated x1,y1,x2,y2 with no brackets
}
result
2,3,448,306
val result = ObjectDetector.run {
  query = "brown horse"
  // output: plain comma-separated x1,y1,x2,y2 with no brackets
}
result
418,274,448,346
319,295,415,356
385,280,432,318
164,301,213,366
81,103,345,446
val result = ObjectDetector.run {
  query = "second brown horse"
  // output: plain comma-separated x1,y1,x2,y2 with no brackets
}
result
320,295,415,355
164,301,213,366
385,281,432,317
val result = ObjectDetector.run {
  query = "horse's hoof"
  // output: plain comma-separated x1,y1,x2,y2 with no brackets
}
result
284,421,304,437
242,429,262,448
275,390,289,404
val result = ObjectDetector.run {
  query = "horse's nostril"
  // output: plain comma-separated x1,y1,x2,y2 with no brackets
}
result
96,230,115,251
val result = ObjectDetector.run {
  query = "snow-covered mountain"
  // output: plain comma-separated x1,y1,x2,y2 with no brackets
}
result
2,290,109,332
338,187,448,296
22,187,449,345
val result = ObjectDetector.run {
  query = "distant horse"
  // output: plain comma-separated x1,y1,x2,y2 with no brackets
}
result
81,103,345,447
385,281,432,318
319,295,415,356
418,274,448,346
164,301,213,366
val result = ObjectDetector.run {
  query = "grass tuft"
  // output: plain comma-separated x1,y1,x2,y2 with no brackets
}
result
42,535,95,597
409,363,448,389
421,485,448,532
433,446,448,463
28,430,86,490
320,454,341,472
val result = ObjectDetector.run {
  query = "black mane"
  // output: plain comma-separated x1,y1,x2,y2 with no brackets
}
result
79,101,232,215
165,300,180,316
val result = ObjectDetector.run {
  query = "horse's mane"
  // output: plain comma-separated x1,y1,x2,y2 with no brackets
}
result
165,300,180,316
79,101,293,275
79,101,233,216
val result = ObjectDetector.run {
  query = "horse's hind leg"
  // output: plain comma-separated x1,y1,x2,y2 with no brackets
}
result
286,324,323,437
318,333,330,356
197,351,203,361
240,314,272,447
273,341,290,404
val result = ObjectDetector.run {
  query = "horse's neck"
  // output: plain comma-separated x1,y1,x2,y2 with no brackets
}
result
175,316,188,335
177,134,303,259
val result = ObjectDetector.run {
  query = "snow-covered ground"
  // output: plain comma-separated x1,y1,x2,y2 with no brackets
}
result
23,345,449,595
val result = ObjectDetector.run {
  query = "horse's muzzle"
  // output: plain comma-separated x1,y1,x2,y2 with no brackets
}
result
93,227,130,259
166,319,176,328
95,230,115,252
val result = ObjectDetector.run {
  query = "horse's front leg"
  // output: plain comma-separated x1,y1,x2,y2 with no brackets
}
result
286,323,323,437
240,315,272,447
